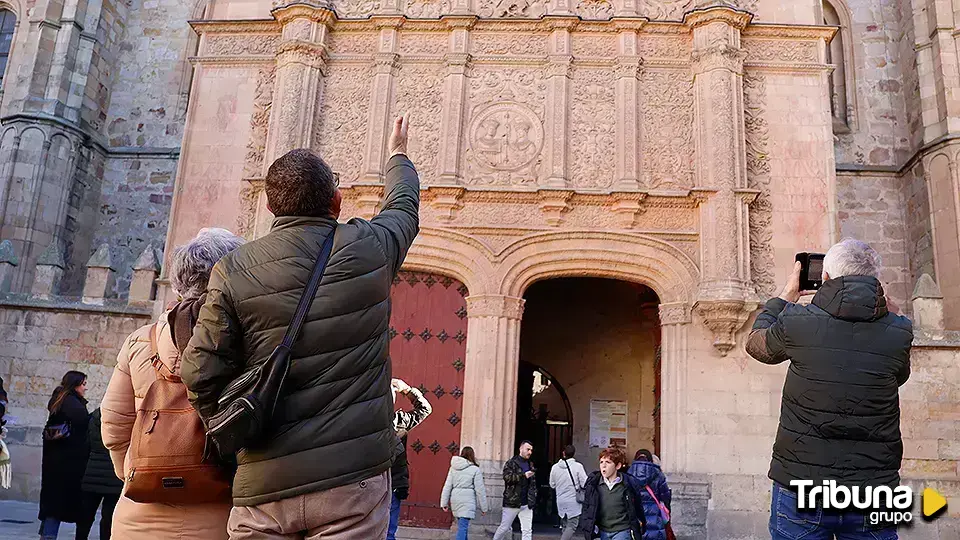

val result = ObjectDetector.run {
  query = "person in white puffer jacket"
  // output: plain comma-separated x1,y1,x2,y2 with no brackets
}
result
440,447,489,540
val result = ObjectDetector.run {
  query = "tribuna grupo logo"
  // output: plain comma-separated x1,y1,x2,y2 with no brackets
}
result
791,480,949,526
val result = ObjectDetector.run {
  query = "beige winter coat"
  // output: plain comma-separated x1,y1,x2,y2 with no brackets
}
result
101,316,231,540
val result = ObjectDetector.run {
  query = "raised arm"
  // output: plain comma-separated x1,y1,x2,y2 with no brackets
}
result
370,115,420,277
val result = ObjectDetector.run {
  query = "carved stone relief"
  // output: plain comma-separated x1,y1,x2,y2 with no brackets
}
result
465,69,547,186
243,65,276,179
313,65,373,184
570,68,617,189
478,0,547,18
575,0,614,20
331,0,380,18
406,0,452,18
638,0,693,20
237,182,264,240
743,39,819,63
399,32,449,55
572,34,618,59
472,33,548,56
205,35,280,56
637,35,691,61
744,71,775,298
391,64,446,184
641,70,695,189
327,32,378,54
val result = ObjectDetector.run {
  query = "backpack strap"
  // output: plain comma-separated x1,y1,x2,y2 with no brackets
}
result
148,323,181,383
644,484,670,522
565,459,581,491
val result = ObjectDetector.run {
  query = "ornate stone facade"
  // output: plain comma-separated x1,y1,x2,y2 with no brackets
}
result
1,0,959,537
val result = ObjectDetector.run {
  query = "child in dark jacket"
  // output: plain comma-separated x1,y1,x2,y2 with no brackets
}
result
577,446,646,540
627,449,672,540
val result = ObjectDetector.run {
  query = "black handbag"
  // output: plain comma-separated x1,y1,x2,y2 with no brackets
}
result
205,230,336,456
42,422,70,442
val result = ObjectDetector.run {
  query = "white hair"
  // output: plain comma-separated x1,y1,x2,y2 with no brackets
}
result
170,228,246,299
823,238,882,279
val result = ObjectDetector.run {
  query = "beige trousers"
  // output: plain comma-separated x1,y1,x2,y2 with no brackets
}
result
227,471,390,540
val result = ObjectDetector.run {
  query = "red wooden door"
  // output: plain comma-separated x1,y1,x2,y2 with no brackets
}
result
389,271,468,528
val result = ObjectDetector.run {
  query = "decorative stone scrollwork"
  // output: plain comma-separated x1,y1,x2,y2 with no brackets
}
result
641,71,694,189
694,299,757,356
205,35,280,56
659,302,691,325
313,66,373,184
691,44,747,75
406,0,452,18
331,0,380,18
392,64,445,183
570,68,616,189
277,41,328,71
744,72,775,299
575,0,614,19
237,181,265,240
373,52,402,74
472,33,547,56
243,65,276,179
639,0,693,20
743,39,819,63
466,294,525,320
478,0,547,18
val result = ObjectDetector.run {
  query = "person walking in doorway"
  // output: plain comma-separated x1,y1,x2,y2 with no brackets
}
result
492,441,537,540
440,446,488,540
627,449,671,540
549,444,588,540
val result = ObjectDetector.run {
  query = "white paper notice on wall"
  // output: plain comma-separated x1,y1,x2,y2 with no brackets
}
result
589,399,627,448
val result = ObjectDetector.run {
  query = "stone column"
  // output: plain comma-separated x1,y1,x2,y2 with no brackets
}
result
31,242,64,299
543,19,576,188
461,294,524,533
128,246,161,305
82,244,114,305
437,16,475,185
264,1,333,164
614,20,644,191
912,273,945,333
685,6,758,356
616,0,639,17
658,302,691,473
360,18,403,183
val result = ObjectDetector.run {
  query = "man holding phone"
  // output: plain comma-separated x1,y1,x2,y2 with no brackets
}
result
746,238,913,539
493,441,537,540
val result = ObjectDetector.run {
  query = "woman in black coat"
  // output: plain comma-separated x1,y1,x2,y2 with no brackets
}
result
77,408,122,540
38,371,90,539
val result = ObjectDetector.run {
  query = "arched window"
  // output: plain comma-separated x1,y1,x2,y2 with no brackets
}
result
823,0,855,132
0,10,15,88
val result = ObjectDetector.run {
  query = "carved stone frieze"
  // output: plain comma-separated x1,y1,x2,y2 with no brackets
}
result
641,70,695,189
406,0,452,18
465,68,547,186
744,71,775,299
575,0,614,20
277,41,329,71
572,33,618,58
243,65,276,179
570,68,617,189
743,39,819,64
392,64,446,183
327,31,378,54
204,35,280,56
331,0,381,18
638,0,693,20
237,181,265,240
472,32,547,56
478,0,547,18
659,301,691,325
313,65,373,184
399,31,449,54
637,35,691,60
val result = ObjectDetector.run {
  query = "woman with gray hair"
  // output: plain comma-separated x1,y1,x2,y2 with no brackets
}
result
101,228,245,540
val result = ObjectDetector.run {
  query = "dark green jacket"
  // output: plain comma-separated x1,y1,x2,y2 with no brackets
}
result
181,155,420,506
745,276,912,489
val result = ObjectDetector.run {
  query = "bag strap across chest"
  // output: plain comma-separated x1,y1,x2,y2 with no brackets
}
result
147,323,181,383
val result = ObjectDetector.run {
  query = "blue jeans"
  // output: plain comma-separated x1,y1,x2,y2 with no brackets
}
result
455,516,470,540
770,483,899,540
599,530,632,540
387,493,401,540
39,518,60,539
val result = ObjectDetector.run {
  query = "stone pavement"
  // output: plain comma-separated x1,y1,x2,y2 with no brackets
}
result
0,500,101,540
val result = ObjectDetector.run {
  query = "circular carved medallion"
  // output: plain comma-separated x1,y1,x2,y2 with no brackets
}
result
468,103,544,172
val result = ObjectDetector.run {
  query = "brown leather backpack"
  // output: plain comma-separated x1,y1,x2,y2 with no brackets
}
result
123,324,232,504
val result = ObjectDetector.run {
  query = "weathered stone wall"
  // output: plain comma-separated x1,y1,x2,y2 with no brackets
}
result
901,161,937,298
835,171,911,309
0,300,151,501
833,0,912,167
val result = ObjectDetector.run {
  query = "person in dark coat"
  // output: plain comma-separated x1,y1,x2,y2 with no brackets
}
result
577,446,646,540
181,115,419,538
626,449,671,540
493,441,537,540
76,408,122,540
746,239,913,540
387,378,432,540
39,371,90,539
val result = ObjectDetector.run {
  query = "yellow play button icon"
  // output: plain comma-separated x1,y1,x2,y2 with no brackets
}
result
923,488,947,518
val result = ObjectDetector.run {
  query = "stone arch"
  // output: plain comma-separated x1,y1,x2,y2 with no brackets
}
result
497,231,699,304
402,226,498,297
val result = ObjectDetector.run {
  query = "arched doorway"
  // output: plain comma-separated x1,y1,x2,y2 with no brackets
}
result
517,278,662,527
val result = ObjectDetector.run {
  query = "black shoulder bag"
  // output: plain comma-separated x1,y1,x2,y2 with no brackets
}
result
565,459,585,504
206,230,336,456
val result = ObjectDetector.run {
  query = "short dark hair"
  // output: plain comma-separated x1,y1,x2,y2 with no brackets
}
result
519,440,533,450
634,449,653,462
265,149,338,218
563,444,576,459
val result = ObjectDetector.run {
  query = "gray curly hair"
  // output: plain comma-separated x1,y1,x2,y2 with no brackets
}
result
823,238,882,279
170,228,246,299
